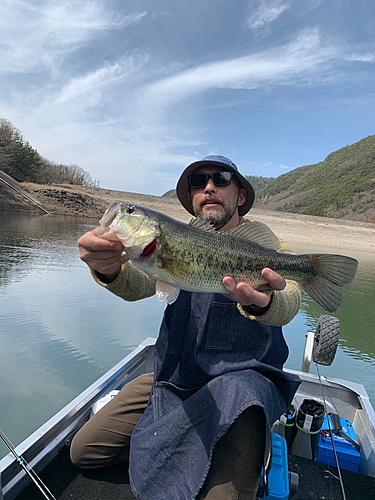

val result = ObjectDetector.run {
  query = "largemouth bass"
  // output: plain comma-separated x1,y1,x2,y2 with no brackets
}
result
97,202,358,313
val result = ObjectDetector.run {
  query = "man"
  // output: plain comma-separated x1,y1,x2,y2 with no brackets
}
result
72,155,301,500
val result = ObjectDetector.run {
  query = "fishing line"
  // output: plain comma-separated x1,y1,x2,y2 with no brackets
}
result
0,429,57,500
215,191,241,231
316,365,347,500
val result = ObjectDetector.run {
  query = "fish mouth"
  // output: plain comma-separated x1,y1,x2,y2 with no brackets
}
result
140,239,157,258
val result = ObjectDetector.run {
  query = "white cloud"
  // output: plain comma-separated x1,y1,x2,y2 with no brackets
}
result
246,0,291,33
54,53,148,105
244,160,294,175
346,53,375,63
0,0,147,74
140,29,340,108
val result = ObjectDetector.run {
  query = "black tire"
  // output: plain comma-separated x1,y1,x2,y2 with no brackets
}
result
312,315,340,366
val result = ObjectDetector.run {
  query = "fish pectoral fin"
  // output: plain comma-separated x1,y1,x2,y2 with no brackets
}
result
156,281,180,304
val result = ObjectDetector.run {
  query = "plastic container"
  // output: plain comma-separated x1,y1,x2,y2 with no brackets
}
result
289,399,325,461
260,433,290,500
272,405,297,450
317,415,361,473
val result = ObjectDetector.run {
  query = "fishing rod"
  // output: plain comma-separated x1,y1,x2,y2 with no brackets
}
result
0,429,57,500
316,365,347,500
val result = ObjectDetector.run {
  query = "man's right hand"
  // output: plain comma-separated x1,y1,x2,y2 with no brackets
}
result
78,228,128,283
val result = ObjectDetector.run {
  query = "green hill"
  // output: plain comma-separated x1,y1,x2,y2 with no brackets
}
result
255,135,375,223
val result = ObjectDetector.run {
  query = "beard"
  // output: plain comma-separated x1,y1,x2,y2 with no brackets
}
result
196,204,229,228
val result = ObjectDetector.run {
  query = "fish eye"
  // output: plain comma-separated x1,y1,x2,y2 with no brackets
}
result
126,205,135,214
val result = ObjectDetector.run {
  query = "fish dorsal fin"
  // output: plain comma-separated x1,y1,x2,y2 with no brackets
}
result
189,217,216,233
228,221,280,250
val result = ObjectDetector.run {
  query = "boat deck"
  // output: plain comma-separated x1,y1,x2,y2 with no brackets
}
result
14,448,375,500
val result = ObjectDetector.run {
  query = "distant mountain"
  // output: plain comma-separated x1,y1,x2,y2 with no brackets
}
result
255,135,375,223
162,189,177,198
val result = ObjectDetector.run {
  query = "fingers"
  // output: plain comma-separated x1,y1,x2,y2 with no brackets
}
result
261,268,286,291
222,269,286,308
223,277,272,308
77,228,128,278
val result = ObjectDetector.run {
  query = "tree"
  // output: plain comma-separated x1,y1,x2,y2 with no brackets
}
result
0,116,94,186
0,118,43,181
0,119,17,175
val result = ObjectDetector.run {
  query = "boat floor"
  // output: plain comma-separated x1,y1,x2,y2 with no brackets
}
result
14,449,375,500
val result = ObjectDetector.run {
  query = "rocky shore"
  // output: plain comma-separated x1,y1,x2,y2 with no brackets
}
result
1,181,374,252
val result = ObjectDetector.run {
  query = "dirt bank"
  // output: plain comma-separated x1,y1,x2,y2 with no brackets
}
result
2,182,374,252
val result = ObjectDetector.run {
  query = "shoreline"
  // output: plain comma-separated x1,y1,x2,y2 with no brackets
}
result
248,208,375,252
2,182,375,252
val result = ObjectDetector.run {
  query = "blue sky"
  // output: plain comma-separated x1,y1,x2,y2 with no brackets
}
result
1,0,374,195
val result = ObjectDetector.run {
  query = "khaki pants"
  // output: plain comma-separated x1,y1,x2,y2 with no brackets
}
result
70,373,265,500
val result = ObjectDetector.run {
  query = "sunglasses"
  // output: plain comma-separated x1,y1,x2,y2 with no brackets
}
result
188,171,233,189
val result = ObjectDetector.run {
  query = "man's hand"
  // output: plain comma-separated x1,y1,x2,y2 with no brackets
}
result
78,228,128,283
222,268,286,310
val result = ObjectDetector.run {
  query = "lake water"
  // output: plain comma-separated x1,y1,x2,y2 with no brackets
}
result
1,212,374,460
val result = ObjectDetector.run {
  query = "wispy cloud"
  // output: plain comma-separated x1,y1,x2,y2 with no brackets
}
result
54,53,148,105
140,29,344,107
245,0,291,33
0,0,147,74
346,53,375,63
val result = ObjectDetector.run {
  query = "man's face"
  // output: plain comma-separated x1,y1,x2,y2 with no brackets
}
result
189,166,246,230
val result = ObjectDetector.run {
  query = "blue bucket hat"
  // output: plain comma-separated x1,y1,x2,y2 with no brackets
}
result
176,155,255,216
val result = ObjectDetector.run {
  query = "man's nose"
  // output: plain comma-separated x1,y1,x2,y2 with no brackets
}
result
204,178,216,193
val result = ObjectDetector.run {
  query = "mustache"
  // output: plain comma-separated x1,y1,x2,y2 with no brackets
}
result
200,199,223,208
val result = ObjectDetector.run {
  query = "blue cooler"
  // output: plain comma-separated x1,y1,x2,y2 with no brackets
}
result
317,415,361,473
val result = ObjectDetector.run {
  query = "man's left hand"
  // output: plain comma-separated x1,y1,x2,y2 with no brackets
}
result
222,268,286,309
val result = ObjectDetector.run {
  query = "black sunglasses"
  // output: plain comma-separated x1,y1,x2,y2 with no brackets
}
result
188,171,233,189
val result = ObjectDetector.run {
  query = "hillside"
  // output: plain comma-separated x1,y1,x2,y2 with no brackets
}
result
0,179,188,220
255,135,375,223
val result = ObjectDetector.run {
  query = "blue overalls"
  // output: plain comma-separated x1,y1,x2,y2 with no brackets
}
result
129,291,301,499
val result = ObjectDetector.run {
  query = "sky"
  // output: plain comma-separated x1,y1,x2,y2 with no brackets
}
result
1,0,374,196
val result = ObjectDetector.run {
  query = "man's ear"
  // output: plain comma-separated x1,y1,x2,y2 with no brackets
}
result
238,188,247,207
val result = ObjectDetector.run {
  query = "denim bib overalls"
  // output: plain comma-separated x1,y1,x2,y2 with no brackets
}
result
129,291,301,499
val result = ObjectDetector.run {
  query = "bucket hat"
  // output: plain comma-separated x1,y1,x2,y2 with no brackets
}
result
176,155,255,216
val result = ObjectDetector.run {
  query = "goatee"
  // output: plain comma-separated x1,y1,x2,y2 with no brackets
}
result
197,206,229,228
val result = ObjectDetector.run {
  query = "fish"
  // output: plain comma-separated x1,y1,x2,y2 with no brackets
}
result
97,201,358,313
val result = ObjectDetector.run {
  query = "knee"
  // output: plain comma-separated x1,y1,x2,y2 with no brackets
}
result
69,430,92,469
229,405,266,457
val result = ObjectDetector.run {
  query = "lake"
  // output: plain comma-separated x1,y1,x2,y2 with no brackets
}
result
1,212,374,460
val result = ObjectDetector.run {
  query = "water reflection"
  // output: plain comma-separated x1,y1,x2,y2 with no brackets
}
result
0,213,94,289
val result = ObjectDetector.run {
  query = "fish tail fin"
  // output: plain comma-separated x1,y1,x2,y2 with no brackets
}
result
303,254,358,313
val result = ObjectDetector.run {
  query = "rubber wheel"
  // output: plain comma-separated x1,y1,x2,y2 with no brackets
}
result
312,315,340,366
